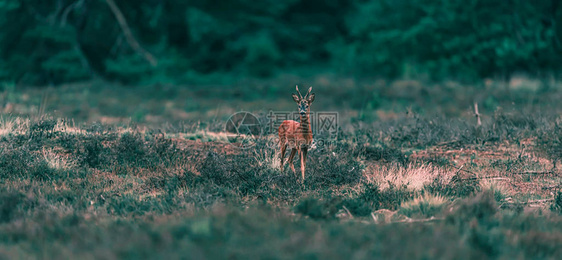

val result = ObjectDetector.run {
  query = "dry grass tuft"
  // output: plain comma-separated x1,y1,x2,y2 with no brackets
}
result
253,146,280,170
400,193,448,209
0,117,29,136
364,163,455,190
42,148,77,170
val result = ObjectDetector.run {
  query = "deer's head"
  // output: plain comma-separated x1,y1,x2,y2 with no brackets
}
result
292,85,315,116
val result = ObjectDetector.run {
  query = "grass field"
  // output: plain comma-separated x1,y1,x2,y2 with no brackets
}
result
2,77,562,259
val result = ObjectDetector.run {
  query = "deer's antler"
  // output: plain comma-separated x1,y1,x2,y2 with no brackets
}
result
305,87,313,99
296,85,303,99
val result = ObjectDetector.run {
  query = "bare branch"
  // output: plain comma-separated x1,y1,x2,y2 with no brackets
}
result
342,205,354,219
511,198,555,205
105,0,157,66
371,212,377,223
391,216,443,224
60,0,85,27
474,103,482,126
513,171,554,175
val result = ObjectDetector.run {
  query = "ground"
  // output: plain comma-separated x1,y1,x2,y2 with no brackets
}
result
1,77,562,258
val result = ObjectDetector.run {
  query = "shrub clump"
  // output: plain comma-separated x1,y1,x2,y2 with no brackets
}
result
446,190,498,224
551,191,562,214
342,183,413,217
75,135,109,168
361,144,410,166
115,132,148,166
306,154,363,188
293,197,341,220
398,194,448,218
425,171,480,198
0,147,54,180
537,123,562,169
306,143,364,188
0,190,26,223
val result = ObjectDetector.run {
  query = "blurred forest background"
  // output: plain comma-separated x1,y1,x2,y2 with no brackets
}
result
1,0,561,86
5,2,562,259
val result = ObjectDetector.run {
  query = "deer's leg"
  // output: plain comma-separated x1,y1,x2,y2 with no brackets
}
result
287,148,297,174
280,143,287,171
300,147,308,182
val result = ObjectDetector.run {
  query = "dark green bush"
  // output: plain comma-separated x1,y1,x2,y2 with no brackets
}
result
2,0,560,84
107,194,163,216
425,171,481,198
0,148,32,178
342,183,413,216
369,113,542,149
0,190,25,223
0,147,54,180
361,144,409,166
446,190,497,224
306,154,363,188
551,192,562,214
75,135,108,169
115,132,148,166
294,196,341,220
28,118,57,139
537,122,562,169
347,0,562,79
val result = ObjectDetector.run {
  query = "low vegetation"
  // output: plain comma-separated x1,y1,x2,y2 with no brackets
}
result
1,85,562,258
2,0,562,257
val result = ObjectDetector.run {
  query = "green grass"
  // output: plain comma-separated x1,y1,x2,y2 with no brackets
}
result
2,79,562,258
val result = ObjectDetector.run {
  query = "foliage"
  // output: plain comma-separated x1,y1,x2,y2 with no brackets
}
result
398,193,447,218
537,122,562,169
2,83,562,258
425,171,481,198
347,0,562,80
342,183,414,216
360,143,410,166
0,0,561,85
0,111,561,258
551,191,562,214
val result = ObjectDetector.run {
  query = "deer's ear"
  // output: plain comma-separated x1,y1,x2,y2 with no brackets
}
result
292,93,300,103
308,93,315,103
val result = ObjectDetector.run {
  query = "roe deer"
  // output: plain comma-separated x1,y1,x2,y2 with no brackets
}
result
279,85,315,182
